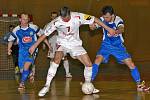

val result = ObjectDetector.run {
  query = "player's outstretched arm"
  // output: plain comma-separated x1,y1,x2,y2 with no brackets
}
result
94,17,116,35
8,41,13,55
43,38,52,51
29,34,47,55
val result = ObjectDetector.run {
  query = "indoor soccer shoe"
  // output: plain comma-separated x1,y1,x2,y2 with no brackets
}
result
137,81,150,92
38,85,50,97
92,88,100,94
18,82,25,90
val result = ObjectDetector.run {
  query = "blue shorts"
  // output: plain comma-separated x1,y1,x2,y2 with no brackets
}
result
97,42,131,64
18,49,37,69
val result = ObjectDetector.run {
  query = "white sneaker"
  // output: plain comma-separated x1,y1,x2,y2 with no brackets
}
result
137,81,150,92
38,86,50,97
66,73,72,78
92,88,100,94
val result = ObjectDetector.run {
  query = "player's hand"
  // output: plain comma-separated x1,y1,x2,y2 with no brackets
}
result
108,28,116,36
115,29,121,34
89,23,97,30
29,45,36,55
8,49,12,55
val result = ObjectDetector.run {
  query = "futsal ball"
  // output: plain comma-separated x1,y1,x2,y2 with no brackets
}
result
82,82,94,94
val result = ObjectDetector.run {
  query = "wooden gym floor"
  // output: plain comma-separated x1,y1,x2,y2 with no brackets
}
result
0,61,150,100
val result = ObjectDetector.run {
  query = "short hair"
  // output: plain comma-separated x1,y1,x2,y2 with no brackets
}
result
51,11,58,15
9,25,15,29
59,6,70,17
101,6,114,15
19,12,29,18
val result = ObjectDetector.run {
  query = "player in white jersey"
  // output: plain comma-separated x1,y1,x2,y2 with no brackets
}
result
90,6,150,92
47,12,72,78
29,7,116,96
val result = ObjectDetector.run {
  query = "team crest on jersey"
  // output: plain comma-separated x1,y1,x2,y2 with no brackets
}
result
30,31,33,36
84,14,92,20
22,36,32,43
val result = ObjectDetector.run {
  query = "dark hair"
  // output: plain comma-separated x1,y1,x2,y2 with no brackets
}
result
19,12,29,18
51,11,58,15
101,6,114,15
59,6,70,17
9,25,15,29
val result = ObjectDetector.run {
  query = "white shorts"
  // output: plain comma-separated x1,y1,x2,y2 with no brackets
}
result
56,45,87,59
48,44,67,59
48,46,56,58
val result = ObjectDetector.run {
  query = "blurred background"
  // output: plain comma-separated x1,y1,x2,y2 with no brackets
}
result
0,0,150,76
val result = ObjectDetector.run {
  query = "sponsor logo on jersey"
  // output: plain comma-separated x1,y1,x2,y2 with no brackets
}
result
22,36,32,43
30,31,33,36
84,14,92,20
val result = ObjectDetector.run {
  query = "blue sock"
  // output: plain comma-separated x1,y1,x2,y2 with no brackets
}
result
21,70,30,83
92,64,99,81
130,67,141,83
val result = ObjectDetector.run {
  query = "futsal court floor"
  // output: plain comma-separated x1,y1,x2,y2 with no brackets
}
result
0,61,150,100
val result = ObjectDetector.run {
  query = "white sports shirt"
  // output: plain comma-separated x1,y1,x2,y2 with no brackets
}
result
44,12,95,49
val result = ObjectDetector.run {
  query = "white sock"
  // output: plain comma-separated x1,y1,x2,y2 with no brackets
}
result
45,62,59,87
63,60,70,74
84,66,92,82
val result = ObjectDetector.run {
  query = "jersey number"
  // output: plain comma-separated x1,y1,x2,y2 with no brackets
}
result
66,26,70,32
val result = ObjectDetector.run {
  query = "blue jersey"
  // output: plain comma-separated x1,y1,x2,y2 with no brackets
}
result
99,16,124,46
8,24,42,68
8,24,41,50
96,16,131,63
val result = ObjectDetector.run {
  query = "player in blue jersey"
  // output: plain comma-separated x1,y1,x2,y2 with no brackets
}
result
8,13,51,89
90,6,150,92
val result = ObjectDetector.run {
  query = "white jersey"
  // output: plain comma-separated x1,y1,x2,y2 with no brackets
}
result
44,12,95,49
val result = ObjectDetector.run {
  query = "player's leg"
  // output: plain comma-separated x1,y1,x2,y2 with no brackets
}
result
29,64,35,83
63,56,72,78
112,45,141,83
113,44,150,92
18,50,36,89
123,58,141,83
77,53,92,82
123,58,150,92
77,53,100,93
18,52,24,73
92,43,110,81
91,55,103,81
38,51,64,97
70,46,99,93
18,62,32,89
47,44,55,66
29,49,38,83
45,51,63,86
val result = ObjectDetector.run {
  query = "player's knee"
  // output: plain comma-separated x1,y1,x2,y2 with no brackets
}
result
130,62,135,67
128,61,135,68
95,55,103,64
85,62,92,67
53,59,61,64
